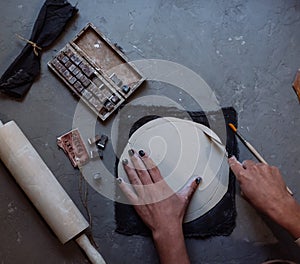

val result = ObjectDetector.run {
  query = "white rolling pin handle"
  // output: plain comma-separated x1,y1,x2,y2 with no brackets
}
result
76,234,106,264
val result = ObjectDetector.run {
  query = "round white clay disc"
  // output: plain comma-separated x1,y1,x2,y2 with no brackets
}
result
117,117,229,223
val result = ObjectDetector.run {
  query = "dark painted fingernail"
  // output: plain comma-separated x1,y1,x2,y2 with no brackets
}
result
195,177,202,185
128,149,134,157
138,150,145,157
116,178,122,184
122,158,128,165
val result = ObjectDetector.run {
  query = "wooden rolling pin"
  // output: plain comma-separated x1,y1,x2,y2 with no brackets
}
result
0,120,106,264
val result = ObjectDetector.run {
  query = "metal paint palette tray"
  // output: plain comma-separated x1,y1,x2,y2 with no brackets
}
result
48,23,145,121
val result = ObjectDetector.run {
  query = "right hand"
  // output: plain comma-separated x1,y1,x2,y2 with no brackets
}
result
228,156,300,239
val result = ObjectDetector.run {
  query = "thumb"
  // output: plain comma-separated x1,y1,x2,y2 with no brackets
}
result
179,177,202,206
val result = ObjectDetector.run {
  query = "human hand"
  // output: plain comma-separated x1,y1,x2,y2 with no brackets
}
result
117,149,201,264
117,148,201,234
228,156,300,238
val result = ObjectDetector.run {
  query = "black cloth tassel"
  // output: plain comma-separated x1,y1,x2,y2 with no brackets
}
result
0,0,78,98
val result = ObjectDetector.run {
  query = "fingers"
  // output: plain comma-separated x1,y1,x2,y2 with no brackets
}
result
242,159,256,169
179,177,202,205
116,178,138,204
138,150,163,183
122,158,142,185
122,158,145,197
228,156,244,181
128,149,153,185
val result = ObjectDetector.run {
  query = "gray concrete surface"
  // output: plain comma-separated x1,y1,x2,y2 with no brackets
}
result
0,0,300,263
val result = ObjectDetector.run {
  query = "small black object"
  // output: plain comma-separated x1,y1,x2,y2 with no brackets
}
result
96,134,108,149
98,149,104,159
122,159,128,165
195,177,202,185
138,150,145,157
122,85,130,94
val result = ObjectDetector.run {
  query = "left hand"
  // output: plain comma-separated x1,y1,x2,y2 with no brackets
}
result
117,149,202,235
117,149,201,264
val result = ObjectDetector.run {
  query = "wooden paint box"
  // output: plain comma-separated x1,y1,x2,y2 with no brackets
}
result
48,23,145,121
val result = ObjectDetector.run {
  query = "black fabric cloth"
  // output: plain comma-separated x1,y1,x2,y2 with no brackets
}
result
0,0,78,98
115,106,238,238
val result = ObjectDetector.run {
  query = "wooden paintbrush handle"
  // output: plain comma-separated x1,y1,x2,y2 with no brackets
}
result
244,141,268,164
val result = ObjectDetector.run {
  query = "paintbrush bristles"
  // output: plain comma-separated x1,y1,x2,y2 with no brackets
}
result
228,123,237,132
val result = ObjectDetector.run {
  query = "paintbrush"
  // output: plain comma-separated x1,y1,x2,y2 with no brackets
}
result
228,123,267,164
228,123,293,195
